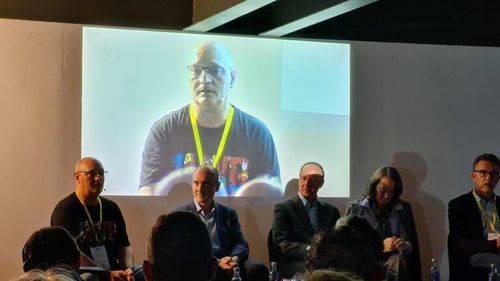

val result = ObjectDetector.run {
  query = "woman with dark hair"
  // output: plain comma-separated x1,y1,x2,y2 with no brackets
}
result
345,166,421,281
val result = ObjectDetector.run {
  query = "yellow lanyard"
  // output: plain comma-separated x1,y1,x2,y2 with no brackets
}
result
475,199,498,233
189,104,234,167
75,190,103,241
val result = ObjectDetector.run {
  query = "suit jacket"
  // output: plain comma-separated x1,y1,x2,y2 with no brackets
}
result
175,202,249,262
346,198,422,281
448,191,499,281
271,195,340,278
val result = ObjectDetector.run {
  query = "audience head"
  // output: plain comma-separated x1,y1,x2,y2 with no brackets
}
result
22,227,80,272
471,153,500,200
365,166,403,209
335,215,383,259
192,166,220,207
306,269,363,281
15,267,80,281
298,162,325,202
305,227,376,281
73,157,106,200
145,211,217,281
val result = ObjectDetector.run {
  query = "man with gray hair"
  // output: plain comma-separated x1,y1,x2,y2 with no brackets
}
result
272,162,340,278
139,42,280,196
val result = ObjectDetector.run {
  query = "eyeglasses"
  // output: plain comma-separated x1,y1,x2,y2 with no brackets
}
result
75,170,107,178
473,170,500,178
187,65,226,79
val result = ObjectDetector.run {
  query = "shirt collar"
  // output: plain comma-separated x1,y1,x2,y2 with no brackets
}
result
472,188,496,204
297,192,318,207
193,199,216,216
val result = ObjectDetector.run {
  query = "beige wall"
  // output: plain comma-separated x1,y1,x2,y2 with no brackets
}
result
4,18,500,281
0,19,81,278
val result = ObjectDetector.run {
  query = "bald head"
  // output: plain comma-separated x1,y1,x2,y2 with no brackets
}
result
194,165,219,180
74,157,105,204
194,42,234,71
298,162,325,202
192,166,220,210
189,42,236,116
74,157,103,174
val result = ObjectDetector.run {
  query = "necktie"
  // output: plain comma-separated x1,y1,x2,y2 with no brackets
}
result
306,201,320,233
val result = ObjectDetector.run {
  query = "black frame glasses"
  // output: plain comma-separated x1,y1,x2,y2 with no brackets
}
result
75,170,108,178
473,170,500,178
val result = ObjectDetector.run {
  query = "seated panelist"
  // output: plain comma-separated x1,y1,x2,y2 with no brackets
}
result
345,166,421,281
51,157,142,281
448,153,500,281
271,162,340,279
175,166,267,281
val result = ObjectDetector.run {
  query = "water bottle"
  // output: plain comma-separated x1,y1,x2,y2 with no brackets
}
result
430,258,440,281
269,262,279,281
231,267,242,281
488,264,497,281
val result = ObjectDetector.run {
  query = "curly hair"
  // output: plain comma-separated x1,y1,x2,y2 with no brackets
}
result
305,228,377,280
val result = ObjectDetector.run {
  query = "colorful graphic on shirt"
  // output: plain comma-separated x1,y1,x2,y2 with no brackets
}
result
174,152,249,195
76,220,118,244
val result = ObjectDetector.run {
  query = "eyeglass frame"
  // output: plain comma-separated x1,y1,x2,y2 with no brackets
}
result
75,169,108,178
187,65,228,79
473,169,500,178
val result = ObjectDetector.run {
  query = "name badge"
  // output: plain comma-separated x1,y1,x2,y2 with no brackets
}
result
488,232,500,241
90,245,111,269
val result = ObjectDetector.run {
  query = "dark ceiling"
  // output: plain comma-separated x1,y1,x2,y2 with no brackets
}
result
2,0,500,47
209,0,500,47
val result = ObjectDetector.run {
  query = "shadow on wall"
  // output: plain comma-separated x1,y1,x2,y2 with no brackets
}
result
284,178,299,199
235,197,280,267
240,208,268,265
166,182,194,208
391,151,447,277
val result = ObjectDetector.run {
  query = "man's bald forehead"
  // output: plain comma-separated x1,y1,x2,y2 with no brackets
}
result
194,165,219,177
74,157,103,173
192,42,234,70
299,162,324,177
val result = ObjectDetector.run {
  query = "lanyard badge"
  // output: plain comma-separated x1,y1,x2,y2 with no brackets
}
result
189,104,234,168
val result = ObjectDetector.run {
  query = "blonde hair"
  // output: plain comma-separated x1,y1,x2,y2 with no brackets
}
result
14,267,79,281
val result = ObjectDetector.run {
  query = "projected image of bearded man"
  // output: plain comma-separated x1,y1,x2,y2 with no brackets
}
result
139,42,281,196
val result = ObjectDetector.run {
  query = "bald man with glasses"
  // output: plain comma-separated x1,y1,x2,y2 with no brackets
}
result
139,42,280,197
449,153,500,281
51,157,141,281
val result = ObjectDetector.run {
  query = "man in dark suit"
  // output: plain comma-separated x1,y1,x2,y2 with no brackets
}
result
448,153,500,281
176,166,266,281
271,162,340,278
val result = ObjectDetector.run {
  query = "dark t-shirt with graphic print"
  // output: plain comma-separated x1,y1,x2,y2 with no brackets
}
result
51,192,130,270
140,104,280,195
